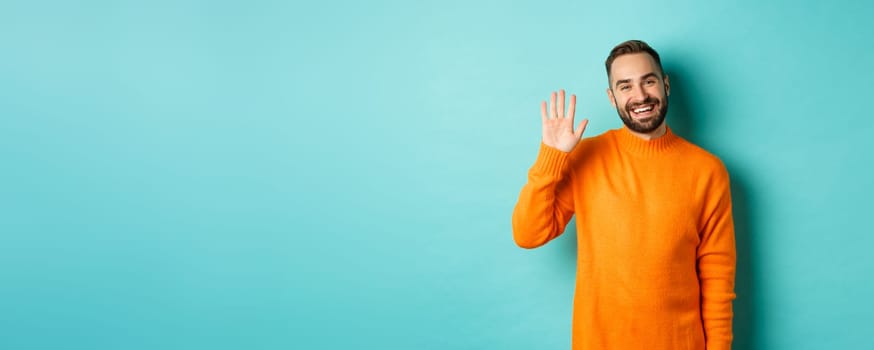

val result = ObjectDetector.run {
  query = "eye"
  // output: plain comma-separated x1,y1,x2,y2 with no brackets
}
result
619,85,630,91
645,79,657,85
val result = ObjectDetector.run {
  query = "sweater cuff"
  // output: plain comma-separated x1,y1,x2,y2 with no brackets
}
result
532,142,571,177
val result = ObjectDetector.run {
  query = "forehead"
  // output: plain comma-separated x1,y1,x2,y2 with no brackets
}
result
609,53,660,83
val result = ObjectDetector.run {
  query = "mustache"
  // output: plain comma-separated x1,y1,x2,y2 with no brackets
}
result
627,97,660,110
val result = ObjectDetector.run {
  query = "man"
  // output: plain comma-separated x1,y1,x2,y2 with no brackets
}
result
512,40,736,350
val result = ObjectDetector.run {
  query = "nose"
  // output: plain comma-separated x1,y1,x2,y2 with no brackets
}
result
630,84,649,102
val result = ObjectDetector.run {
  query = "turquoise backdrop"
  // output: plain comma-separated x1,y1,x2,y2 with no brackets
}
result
2,1,872,349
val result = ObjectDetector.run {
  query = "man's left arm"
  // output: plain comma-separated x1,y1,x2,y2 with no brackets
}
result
697,164,737,350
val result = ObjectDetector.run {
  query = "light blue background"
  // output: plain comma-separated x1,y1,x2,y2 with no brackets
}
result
1,1,872,349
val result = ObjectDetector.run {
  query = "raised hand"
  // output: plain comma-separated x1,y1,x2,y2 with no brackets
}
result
541,89,588,153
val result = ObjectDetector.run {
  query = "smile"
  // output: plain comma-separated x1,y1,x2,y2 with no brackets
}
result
630,103,657,118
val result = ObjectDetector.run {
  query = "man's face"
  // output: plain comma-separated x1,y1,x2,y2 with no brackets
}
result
607,53,670,134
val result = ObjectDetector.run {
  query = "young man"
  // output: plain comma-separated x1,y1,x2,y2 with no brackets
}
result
512,40,736,350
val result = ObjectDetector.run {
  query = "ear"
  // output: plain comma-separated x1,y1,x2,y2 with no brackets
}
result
607,87,617,108
663,74,671,96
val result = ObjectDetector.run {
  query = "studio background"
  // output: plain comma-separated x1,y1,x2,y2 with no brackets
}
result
2,1,872,349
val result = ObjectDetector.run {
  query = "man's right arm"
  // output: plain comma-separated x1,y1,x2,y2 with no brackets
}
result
511,142,576,249
511,89,587,248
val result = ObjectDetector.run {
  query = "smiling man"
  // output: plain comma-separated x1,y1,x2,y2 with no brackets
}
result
512,40,736,350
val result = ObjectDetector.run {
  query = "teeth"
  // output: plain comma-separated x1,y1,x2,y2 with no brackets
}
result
633,105,653,113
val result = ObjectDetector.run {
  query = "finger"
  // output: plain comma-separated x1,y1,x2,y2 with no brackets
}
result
541,101,547,124
549,92,556,119
574,119,589,139
558,89,565,119
568,94,576,121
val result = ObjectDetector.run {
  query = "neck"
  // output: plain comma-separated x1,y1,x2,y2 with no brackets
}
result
627,122,667,140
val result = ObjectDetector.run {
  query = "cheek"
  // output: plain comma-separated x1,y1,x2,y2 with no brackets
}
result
621,97,632,108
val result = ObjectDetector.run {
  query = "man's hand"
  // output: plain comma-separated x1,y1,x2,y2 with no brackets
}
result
541,89,588,153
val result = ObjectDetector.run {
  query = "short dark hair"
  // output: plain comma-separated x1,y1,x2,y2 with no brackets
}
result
605,40,664,83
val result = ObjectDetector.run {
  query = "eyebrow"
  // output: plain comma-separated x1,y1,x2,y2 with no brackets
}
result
614,72,660,88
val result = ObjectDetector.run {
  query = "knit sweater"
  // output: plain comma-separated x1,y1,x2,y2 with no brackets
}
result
512,126,736,350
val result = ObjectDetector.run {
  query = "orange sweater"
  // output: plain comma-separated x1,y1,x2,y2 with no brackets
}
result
512,126,736,350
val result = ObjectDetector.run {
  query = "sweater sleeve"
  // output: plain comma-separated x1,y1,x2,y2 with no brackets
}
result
511,142,576,249
697,165,737,350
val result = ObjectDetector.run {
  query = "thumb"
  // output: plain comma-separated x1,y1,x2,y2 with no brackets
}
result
574,119,589,139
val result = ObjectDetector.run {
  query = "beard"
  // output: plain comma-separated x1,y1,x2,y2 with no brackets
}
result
615,96,669,134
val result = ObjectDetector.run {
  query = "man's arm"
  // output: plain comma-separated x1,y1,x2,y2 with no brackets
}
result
511,89,587,249
511,143,575,248
697,164,737,350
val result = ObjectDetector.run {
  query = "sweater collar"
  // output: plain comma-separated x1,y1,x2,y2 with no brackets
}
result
615,124,681,157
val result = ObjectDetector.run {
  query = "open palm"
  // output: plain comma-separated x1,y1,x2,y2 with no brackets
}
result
541,89,588,153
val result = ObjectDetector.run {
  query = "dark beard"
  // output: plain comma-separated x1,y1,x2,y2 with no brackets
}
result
616,97,668,134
